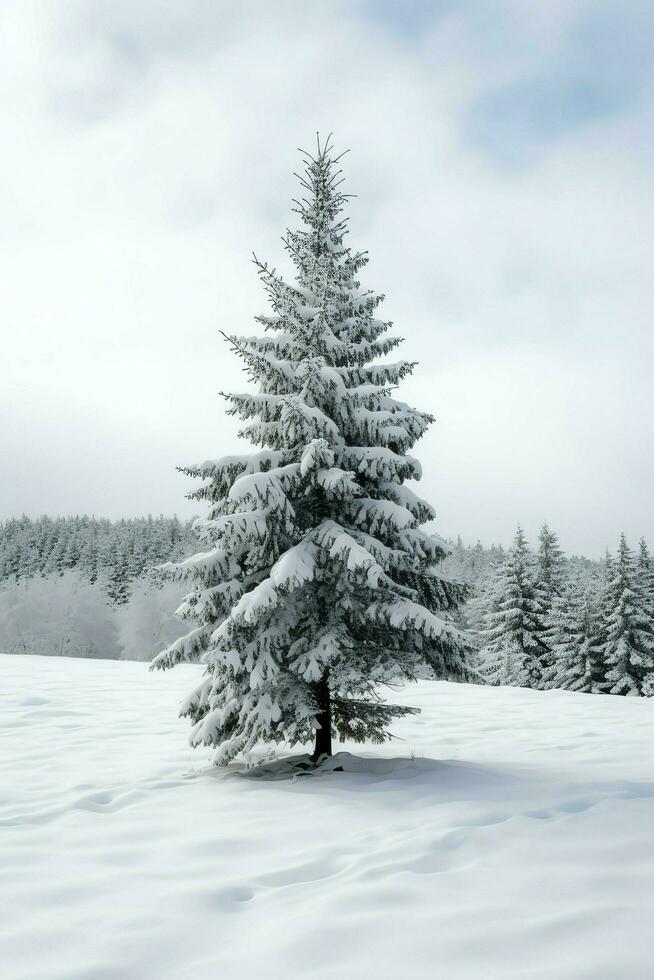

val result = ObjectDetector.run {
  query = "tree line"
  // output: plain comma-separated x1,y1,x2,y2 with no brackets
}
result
3,515,653,697
0,515,195,604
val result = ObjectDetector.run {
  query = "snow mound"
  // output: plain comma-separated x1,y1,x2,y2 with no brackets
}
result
1,654,653,980
238,751,449,780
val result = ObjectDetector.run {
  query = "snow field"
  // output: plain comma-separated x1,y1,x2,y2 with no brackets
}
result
2,654,653,980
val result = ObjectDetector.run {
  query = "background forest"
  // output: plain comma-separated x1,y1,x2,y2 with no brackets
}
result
3,514,652,697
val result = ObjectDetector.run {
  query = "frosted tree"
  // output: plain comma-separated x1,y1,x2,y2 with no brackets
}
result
602,534,654,696
535,522,565,672
637,538,654,696
637,538,654,618
104,544,131,606
464,549,504,638
153,136,471,764
478,526,548,687
116,580,186,662
541,575,604,692
442,537,492,588
536,523,564,609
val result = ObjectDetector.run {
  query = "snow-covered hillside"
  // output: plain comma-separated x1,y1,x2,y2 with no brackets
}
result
2,655,653,980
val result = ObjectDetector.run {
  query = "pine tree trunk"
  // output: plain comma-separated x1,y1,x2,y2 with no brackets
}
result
311,676,332,762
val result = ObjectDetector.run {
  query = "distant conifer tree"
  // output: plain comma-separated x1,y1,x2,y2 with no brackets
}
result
601,534,654,695
478,526,548,687
541,575,604,692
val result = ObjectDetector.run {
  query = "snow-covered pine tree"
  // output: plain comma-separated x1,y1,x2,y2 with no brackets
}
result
602,533,654,696
638,538,654,698
478,526,548,687
464,547,504,637
637,538,654,696
536,523,564,608
152,135,471,764
535,522,565,674
637,538,654,619
540,574,604,692
105,544,131,606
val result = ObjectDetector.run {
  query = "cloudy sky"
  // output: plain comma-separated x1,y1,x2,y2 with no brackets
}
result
2,0,653,557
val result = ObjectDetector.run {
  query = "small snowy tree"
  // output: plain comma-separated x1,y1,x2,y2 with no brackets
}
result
601,534,654,696
541,575,604,692
637,538,654,617
463,548,504,638
116,579,187,662
638,539,654,696
536,523,564,610
478,526,548,687
102,542,131,606
534,522,565,672
153,136,470,764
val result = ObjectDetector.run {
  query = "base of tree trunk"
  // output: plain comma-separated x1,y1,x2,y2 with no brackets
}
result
309,740,332,765
310,677,332,762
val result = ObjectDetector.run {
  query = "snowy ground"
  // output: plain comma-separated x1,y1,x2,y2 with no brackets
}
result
2,655,653,980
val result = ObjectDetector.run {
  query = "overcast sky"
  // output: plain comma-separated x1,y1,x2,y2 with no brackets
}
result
2,0,653,557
